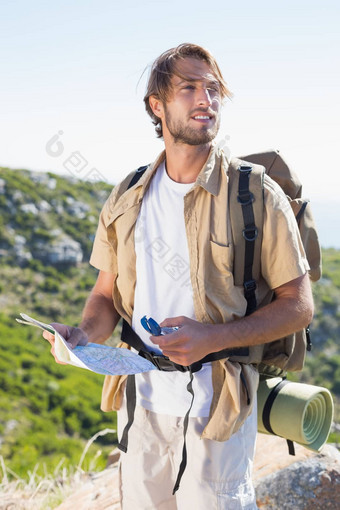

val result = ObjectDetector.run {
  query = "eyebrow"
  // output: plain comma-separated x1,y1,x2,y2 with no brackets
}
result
174,77,220,88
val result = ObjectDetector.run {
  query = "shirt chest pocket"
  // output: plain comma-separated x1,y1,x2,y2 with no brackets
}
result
209,240,234,277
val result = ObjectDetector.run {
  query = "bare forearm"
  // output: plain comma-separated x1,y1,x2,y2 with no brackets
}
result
79,291,120,344
77,271,120,344
213,291,313,351
156,273,314,366
213,273,313,351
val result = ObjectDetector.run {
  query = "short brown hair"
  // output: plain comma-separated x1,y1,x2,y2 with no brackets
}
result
144,43,232,138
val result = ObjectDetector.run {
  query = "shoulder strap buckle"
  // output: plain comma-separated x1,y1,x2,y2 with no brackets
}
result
238,164,253,173
242,226,258,242
244,279,257,295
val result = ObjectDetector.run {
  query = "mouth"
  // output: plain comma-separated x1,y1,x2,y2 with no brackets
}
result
191,113,215,123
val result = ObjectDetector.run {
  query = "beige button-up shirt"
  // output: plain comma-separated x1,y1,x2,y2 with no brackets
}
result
90,146,308,441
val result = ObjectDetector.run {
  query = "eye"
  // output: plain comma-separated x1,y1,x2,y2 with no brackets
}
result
184,85,195,90
207,85,220,93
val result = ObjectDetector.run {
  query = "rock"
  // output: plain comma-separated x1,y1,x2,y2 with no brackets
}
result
47,177,57,190
106,448,121,468
29,172,56,190
66,200,91,219
254,436,340,509
14,235,26,246
0,178,5,193
35,236,83,264
12,190,24,202
14,245,32,264
20,203,39,215
55,466,121,510
38,199,52,212
12,235,32,264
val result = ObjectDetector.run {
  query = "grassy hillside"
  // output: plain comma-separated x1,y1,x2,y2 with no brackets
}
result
0,167,118,479
0,313,117,475
0,166,339,481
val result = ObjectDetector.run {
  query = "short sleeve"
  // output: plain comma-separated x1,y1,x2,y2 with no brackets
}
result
90,197,116,274
261,176,309,289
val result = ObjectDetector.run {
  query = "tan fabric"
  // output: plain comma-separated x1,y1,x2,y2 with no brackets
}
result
241,149,321,282
202,360,259,441
290,198,321,282
100,342,129,412
90,145,309,440
241,149,303,199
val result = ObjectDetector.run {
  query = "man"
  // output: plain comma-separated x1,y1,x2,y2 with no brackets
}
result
44,44,313,509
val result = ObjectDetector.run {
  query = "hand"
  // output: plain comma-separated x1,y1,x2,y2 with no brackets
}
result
42,323,88,364
150,316,216,366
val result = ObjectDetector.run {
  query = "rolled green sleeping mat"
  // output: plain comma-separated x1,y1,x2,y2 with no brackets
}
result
257,377,334,452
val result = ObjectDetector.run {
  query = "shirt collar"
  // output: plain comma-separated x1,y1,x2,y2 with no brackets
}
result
132,143,230,199
194,143,230,196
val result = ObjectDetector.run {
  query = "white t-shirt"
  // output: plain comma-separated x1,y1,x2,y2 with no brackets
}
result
132,161,213,417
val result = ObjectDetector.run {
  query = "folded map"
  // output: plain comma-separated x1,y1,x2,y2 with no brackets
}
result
16,313,156,376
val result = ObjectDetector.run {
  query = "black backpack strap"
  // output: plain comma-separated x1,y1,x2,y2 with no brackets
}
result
295,200,308,224
127,165,148,188
237,164,259,316
117,374,136,453
172,369,195,494
262,378,296,456
121,319,249,369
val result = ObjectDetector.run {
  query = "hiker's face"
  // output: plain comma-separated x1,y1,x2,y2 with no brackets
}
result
156,58,222,146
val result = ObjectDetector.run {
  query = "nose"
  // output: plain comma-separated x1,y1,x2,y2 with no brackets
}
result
196,87,212,107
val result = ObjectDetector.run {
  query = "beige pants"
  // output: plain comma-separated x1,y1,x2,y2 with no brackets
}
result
118,399,258,510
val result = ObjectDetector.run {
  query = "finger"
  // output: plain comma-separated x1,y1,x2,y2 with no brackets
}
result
50,324,88,348
43,330,55,343
67,328,89,349
162,350,195,366
159,316,186,328
149,333,181,347
149,334,163,346
50,322,72,339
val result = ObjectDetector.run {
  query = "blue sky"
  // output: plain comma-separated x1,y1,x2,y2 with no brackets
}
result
1,0,339,247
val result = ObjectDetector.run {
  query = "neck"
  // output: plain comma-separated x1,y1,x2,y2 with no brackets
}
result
163,141,212,183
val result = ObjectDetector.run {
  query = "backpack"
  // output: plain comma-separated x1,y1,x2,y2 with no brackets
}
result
128,149,322,376
228,150,321,376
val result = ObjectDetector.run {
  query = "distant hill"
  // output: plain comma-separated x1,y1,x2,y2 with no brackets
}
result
0,166,339,481
0,167,113,268
0,167,115,322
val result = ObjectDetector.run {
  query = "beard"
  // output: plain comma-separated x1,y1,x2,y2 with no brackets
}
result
164,106,220,146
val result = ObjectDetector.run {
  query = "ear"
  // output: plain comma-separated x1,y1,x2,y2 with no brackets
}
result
149,95,164,119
